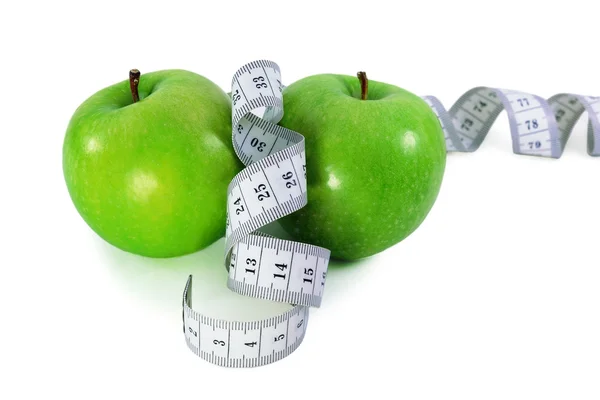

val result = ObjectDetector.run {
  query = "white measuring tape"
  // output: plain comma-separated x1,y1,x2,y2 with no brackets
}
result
424,88,600,157
183,60,330,368
182,60,600,369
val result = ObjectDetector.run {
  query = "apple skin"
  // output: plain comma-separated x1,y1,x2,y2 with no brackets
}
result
63,69,242,258
277,74,446,260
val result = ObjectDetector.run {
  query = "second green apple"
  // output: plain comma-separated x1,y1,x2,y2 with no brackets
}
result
277,73,446,260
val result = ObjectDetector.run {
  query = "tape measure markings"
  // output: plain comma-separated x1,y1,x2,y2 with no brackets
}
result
184,60,330,368
225,146,308,250
426,87,600,157
184,275,309,367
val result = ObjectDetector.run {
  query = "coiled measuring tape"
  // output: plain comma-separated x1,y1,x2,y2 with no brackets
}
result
182,60,600,369
424,88,600,157
183,60,330,368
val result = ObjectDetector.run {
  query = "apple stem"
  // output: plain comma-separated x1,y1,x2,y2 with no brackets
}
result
129,69,141,103
357,71,368,100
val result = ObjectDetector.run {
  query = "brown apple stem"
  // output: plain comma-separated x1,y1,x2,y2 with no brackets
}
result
129,69,141,103
357,71,368,100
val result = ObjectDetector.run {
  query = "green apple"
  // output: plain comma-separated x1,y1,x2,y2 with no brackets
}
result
63,69,241,258
278,72,446,260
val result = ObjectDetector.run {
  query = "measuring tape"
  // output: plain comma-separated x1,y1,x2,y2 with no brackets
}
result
424,88,600,157
182,60,600,369
183,60,330,368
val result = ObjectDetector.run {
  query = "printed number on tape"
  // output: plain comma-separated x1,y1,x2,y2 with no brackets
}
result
183,60,330,368
425,88,600,157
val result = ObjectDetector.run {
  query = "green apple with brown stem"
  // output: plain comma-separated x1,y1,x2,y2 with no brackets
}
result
278,72,446,260
63,69,242,258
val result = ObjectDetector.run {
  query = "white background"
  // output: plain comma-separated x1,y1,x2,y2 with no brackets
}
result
1,1,599,399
